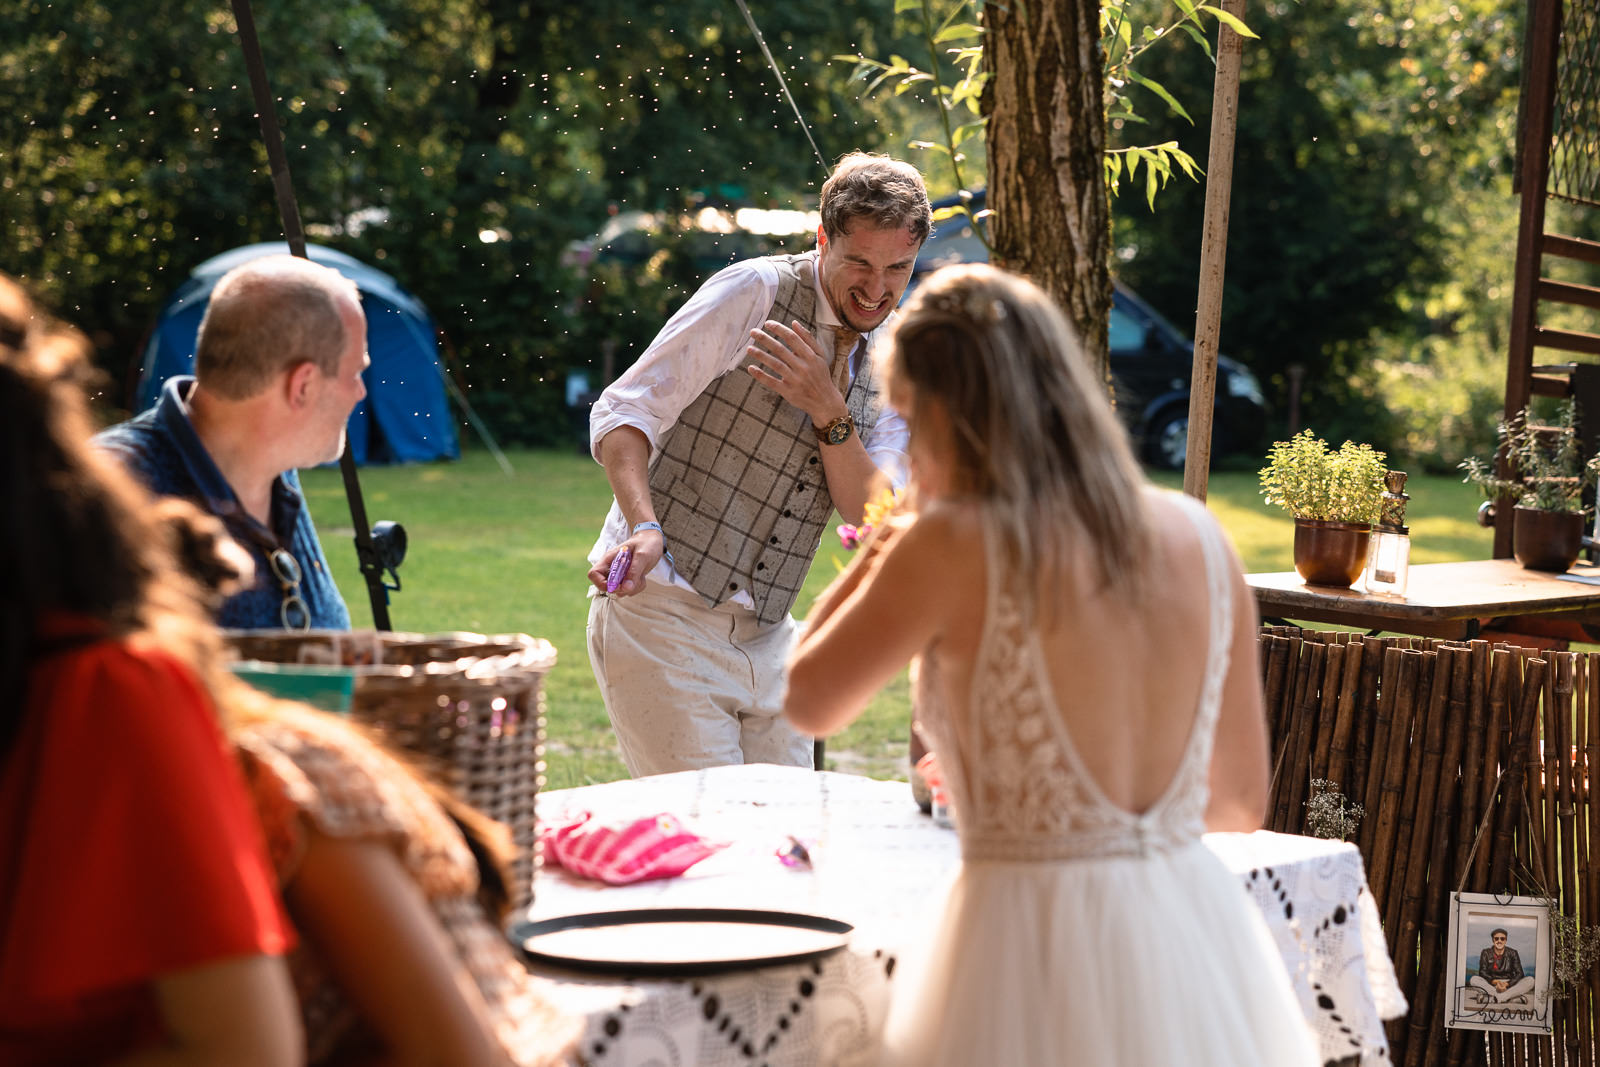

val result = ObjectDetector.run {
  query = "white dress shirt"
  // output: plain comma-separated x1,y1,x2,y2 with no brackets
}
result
587,250,909,608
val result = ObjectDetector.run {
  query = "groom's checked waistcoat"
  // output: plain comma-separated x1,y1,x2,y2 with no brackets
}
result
647,253,882,626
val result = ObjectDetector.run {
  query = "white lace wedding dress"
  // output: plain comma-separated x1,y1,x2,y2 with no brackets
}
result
882,496,1319,1066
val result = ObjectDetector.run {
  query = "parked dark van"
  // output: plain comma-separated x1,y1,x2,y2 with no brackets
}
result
911,190,1267,470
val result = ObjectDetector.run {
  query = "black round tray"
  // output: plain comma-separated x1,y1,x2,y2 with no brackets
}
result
511,906,853,976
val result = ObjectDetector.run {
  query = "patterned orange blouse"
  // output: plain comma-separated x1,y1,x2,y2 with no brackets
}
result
235,705,577,1066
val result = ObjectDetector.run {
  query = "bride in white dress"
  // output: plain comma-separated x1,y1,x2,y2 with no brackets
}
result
784,264,1319,1066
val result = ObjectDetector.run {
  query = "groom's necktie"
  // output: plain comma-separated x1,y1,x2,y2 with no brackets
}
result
831,327,859,396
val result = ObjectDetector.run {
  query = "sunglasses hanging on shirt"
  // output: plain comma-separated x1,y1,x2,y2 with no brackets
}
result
267,547,311,631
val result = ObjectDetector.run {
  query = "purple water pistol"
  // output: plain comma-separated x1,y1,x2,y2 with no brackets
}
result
605,546,633,593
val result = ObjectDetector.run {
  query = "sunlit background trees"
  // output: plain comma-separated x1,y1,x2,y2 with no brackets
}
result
4,0,1589,471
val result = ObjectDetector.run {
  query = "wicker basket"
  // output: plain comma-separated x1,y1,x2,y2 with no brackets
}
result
224,629,554,908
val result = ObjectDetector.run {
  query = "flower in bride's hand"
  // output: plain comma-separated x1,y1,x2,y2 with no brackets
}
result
860,486,899,530
837,487,901,552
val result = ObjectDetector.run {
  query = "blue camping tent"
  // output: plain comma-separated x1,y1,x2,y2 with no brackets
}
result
135,243,459,465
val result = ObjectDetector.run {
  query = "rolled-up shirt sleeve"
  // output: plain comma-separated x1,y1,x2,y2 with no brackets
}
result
863,398,909,491
589,261,778,461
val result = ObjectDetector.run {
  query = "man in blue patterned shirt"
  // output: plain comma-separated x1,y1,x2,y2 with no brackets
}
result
98,255,367,630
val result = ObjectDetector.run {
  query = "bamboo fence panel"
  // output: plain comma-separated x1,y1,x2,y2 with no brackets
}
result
1389,653,1442,942
1257,629,1600,1066
1367,650,1424,920
1262,633,1294,753
1400,653,1454,1011
1326,642,1366,796
1288,640,1331,827
1350,637,1389,808
1554,656,1578,1066
1580,659,1593,1067
1311,641,1344,782
1413,648,1472,1067
1472,651,1514,891
1268,633,1312,808
1361,646,1406,858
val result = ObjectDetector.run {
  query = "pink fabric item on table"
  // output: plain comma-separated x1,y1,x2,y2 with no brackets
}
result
540,811,727,885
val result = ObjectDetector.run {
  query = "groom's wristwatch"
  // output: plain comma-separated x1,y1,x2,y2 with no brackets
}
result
814,412,856,446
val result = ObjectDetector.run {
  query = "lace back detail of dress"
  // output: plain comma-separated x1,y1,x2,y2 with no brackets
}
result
916,494,1234,863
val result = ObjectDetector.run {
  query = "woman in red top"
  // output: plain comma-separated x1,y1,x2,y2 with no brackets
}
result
0,275,301,1065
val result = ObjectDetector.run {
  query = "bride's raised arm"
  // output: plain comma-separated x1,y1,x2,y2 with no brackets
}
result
784,507,962,738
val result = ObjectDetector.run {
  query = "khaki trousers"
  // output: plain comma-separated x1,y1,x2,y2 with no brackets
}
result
586,582,814,777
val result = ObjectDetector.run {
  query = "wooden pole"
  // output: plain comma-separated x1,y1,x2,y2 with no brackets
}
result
1450,647,1508,1067
1583,654,1598,1067
1552,654,1577,1067
1310,642,1347,783
1325,638,1364,795
1349,636,1387,811
1395,650,1452,1019
1456,642,1492,884
1284,641,1328,831
1369,649,1422,919
1475,650,1514,894
1490,658,1546,892
1361,645,1404,858
1497,0,1564,558
1182,0,1247,500
1261,634,1294,758
1388,652,1439,940
1580,652,1593,1067
1414,647,1471,1067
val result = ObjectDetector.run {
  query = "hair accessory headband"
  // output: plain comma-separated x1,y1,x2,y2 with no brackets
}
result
927,287,1006,327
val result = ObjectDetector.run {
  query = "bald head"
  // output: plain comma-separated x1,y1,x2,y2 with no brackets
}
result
194,255,362,400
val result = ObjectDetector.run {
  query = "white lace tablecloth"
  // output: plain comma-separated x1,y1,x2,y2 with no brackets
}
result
1207,830,1408,1065
524,764,1404,1066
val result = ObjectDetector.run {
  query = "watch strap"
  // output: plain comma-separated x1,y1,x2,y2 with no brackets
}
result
813,413,855,444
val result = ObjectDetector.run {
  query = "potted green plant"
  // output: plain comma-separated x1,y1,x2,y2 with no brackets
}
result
1459,402,1600,572
1259,430,1388,587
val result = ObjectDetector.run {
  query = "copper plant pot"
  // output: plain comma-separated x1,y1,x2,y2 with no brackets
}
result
1512,506,1584,572
1293,519,1372,588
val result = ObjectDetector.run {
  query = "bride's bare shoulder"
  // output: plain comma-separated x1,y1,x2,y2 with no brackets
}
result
876,500,987,595
900,498,985,550
1138,486,1215,547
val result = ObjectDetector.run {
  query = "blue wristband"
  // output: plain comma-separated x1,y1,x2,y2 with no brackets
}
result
630,521,674,569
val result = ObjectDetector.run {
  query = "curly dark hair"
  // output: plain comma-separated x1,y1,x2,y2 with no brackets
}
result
819,152,932,244
0,275,215,754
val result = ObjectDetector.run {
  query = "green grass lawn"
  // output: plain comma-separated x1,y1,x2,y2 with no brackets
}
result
300,449,1494,789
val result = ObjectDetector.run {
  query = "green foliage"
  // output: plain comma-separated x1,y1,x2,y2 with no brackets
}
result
840,0,1231,213
1101,0,1242,206
2,0,921,441
837,0,993,245
1458,403,1600,516
1259,430,1388,523
1111,0,1526,449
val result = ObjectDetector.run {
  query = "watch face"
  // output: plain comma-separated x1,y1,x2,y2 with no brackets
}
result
825,418,853,445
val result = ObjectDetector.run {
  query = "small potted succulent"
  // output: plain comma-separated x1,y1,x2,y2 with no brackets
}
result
1259,430,1388,587
1459,402,1600,572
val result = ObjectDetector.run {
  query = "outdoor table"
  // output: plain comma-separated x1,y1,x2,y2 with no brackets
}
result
1248,557,1600,640
521,764,1404,1066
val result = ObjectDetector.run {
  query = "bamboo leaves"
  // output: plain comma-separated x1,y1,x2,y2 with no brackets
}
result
842,0,1251,207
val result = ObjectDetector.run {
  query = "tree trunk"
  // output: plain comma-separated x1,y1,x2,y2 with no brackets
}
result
983,0,1113,388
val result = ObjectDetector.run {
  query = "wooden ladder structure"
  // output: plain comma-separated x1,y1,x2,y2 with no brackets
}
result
1498,0,1600,558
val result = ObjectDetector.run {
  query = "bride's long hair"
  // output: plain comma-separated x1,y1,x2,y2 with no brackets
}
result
884,263,1153,621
